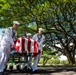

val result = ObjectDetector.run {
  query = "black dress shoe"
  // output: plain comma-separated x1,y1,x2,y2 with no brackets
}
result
23,66,27,72
32,70,38,73
27,68,32,72
4,65,7,72
0,72,4,75
16,64,21,71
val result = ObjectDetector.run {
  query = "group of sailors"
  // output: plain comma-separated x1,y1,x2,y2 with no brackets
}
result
0,21,45,75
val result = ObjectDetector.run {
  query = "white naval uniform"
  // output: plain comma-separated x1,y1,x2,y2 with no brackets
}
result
0,27,16,72
32,33,45,71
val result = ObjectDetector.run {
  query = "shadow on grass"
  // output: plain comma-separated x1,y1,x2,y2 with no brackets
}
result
4,66,76,75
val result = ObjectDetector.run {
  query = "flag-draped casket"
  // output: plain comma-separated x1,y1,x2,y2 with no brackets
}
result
14,37,40,56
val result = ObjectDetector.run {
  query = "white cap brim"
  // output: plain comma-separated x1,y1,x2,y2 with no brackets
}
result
39,28,44,31
26,33,32,36
13,21,20,25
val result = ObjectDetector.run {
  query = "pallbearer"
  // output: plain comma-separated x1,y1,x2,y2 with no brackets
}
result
23,33,32,71
32,28,45,72
0,21,20,74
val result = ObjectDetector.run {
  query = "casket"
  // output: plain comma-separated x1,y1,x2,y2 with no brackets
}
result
14,37,40,56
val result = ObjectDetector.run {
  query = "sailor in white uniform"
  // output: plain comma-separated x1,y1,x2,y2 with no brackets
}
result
32,28,45,72
26,33,32,70
0,21,20,74
23,33,32,71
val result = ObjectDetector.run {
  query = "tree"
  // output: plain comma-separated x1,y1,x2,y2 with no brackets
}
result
0,0,76,64
44,0,76,64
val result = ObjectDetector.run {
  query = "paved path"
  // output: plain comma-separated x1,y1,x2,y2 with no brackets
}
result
4,66,76,75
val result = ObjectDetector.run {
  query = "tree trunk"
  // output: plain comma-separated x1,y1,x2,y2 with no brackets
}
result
66,52,75,64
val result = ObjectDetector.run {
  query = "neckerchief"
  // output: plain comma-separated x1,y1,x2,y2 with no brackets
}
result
37,34,42,43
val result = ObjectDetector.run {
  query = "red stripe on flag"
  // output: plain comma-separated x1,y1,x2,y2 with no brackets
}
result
27,38,31,52
21,37,25,55
34,40,38,53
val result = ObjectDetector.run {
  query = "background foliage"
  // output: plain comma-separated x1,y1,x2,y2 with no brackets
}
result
0,0,76,64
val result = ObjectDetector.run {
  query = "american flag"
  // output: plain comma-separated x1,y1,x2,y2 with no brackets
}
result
14,37,40,56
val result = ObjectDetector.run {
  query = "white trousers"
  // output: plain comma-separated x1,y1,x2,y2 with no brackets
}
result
0,44,11,72
32,52,42,71
24,54,32,69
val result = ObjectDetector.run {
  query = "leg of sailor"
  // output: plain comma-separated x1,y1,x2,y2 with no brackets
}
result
27,53,32,69
0,43,11,72
32,51,42,71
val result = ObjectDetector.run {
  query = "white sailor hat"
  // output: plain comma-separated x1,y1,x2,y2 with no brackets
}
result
26,33,32,36
39,28,44,31
13,21,20,25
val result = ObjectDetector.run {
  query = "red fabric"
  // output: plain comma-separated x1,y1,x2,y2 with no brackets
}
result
32,50,41,57
14,37,40,56
14,40,17,44
14,39,20,51
27,38,31,52
22,37,25,55
34,40,38,53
